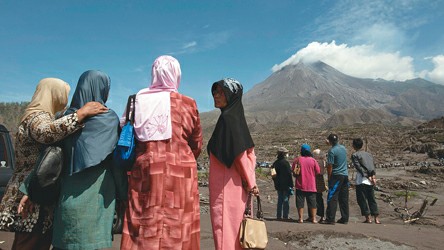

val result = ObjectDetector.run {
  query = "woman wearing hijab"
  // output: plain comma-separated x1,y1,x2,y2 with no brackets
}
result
51,70,125,249
292,144,320,223
208,78,259,250
121,55,203,250
0,78,107,250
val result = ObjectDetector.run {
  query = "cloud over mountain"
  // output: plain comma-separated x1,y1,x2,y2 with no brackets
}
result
272,41,444,85
272,41,415,81
236,61,444,129
420,55,444,84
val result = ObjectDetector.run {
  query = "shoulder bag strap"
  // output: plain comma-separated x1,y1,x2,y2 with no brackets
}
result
125,94,136,124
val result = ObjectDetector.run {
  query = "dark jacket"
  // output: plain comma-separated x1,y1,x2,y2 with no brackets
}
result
272,156,294,191
351,151,376,177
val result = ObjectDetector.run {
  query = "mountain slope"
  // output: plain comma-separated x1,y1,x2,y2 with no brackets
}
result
201,61,444,130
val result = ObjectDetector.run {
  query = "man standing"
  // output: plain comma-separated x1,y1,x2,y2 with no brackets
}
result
321,133,349,224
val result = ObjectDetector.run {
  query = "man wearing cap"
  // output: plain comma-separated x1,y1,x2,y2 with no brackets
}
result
272,147,294,221
322,133,349,225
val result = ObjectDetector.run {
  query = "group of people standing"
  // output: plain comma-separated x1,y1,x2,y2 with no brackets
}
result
272,133,381,225
0,55,259,250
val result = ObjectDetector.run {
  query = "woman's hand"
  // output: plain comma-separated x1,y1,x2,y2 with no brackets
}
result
17,195,34,218
250,186,259,196
76,102,109,122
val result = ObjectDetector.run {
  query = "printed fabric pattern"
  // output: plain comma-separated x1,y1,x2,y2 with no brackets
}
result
0,112,81,233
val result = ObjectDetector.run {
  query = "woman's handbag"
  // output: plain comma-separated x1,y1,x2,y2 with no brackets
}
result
26,145,64,205
113,94,136,170
239,193,268,249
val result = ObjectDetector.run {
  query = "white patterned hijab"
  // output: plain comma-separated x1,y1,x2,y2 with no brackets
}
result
131,55,181,141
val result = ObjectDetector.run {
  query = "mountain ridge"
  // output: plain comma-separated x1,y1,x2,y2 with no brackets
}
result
201,61,444,131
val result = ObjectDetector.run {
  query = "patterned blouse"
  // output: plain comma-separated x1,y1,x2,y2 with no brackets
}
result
0,111,82,233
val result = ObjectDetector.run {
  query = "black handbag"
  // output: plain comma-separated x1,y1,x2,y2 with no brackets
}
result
26,145,64,205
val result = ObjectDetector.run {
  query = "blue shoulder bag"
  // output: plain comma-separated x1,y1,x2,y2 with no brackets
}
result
113,94,136,170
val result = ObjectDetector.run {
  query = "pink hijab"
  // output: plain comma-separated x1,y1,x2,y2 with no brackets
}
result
131,55,181,141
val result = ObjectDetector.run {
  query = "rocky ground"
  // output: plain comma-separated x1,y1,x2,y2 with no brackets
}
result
1,120,442,249
199,121,444,249
199,159,444,249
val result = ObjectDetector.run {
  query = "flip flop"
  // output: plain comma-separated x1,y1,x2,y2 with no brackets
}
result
363,220,372,223
375,220,381,224
298,219,304,223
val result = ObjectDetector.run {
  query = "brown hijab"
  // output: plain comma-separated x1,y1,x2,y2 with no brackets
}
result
20,78,70,122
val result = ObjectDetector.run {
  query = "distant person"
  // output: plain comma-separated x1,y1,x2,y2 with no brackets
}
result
0,78,106,250
52,70,127,249
291,144,320,223
121,55,203,250
208,78,259,250
272,147,294,221
313,148,327,223
321,133,349,225
351,138,380,224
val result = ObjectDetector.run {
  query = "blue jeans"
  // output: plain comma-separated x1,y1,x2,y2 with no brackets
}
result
277,190,291,219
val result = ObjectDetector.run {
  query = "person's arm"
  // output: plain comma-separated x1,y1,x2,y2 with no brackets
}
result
75,101,109,123
327,164,332,181
29,102,108,144
29,112,83,144
188,100,203,159
275,161,284,176
286,161,294,188
351,154,367,177
233,148,258,194
326,150,334,180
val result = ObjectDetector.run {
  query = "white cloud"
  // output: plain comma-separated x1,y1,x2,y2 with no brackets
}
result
272,41,415,81
352,23,406,52
171,31,231,55
420,55,444,84
133,65,146,73
182,41,197,49
201,31,231,50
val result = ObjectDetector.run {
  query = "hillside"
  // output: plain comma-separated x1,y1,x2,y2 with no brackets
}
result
0,102,28,136
201,61,444,130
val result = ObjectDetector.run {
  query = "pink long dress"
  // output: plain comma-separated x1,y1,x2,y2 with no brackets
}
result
209,148,257,250
121,92,203,250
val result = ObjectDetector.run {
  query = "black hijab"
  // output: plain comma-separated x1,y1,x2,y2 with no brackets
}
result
207,78,254,168
64,70,119,175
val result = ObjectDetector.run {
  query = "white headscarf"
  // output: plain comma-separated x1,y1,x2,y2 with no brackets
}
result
129,55,181,141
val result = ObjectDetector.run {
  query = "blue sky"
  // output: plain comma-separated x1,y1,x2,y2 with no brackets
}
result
1,0,444,115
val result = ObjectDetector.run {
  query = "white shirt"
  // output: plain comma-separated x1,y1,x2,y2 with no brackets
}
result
355,171,372,186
